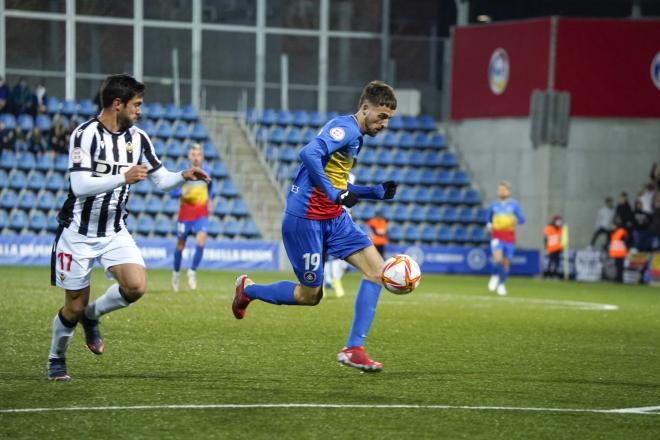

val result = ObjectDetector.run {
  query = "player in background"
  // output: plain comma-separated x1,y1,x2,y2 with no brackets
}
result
232,81,398,372
486,180,525,296
47,74,209,381
323,172,356,298
170,143,213,291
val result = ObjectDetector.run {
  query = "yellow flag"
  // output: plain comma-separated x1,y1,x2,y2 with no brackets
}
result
561,224,569,248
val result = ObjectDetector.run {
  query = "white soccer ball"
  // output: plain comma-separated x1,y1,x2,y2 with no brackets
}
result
381,254,422,295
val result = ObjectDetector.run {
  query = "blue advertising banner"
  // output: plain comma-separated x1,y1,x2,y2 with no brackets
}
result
0,234,279,271
385,244,540,276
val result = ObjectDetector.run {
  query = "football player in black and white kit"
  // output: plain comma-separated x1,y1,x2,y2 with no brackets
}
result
47,74,210,381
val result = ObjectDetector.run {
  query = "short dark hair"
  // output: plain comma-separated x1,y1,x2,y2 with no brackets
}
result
358,80,397,110
100,73,145,108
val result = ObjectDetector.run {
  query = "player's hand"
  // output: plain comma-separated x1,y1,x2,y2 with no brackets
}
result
336,190,358,208
124,165,148,184
381,181,398,199
182,166,211,183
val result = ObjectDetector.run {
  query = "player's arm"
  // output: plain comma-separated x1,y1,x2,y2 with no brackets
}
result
347,181,397,200
298,139,342,203
486,204,494,232
148,166,210,192
514,202,526,225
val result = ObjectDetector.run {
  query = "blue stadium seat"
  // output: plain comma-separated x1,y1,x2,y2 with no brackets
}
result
245,108,257,125
292,110,310,127
78,99,98,118
409,150,425,167
441,152,457,168
164,103,182,121
27,170,46,190
214,199,232,217
359,149,376,166
60,100,78,116
17,152,37,171
203,142,218,159
18,114,33,132
0,189,18,209
361,204,376,220
36,154,54,171
37,192,55,211
124,215,137,232
173,122,190,140
420,169,436,185
47,213,60,231
286,127,302,145
403,169,421,185
163,197,179,215
181,104,198,122
211,161,228,178
36,114,52,132
137,215,155,235
127,195,145,213
326,111,339,121
223,219,241,237
427,206,442,223
162,158,177,171
437,169,451,186
431,188,446,204
399,133,415,149
167,139,185,158
288,164,298,180
364,133,379,148
275,163,289,180
151,138,165,157
421,224,436,242
447,188,463,204
208,218,223,237
269,126,285,144
454,226,469,243
430,134,446,149
256,126,268,143
46,97,60,115
372,168,387,183
30,211,47,232
474,207,488,224
154,215,173,236
0,113,16,131
410,206,427,223
389,224,404,242
276,110,293,126
464,188,480,205
382,133,398,149
1,150,17,169
261,109,277,125
231,199,249,217
157,121,173,138
309,111,324,127
419,115,436,131
132,179,150,195
9,170,28,190
458,206,473,223
54,192,67,208
442,206,458,223
265,145,278,162
414,133,431,149
144,196,162,214
393,205,411,222
0,210,6,229
0,169,7,186
469,227,489,243
380,204,395,219
453,169,469,186
350,205,365,220
386,167,403,182
376,149,393,166
392,150,409,167
301,128,316,144
356,167,371,183
221,180,239,198
9,209,28,231
438,225,453,242
415,187,432,204
388,115,403,131
404,224,420,242
147,103,165,120
402,115,418,131
241,219,259,238
425,152,442,167
280,146,297,162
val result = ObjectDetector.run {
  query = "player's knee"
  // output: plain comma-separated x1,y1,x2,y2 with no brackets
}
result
63,302,86,321
119,280,147,302
296,286,323,306
362,268,382,286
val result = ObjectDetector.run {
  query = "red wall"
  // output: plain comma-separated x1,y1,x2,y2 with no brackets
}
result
555,18,660,118
450,19,551,119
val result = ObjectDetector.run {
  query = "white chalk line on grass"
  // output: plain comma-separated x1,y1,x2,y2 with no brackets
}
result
380,293,619,312
1,403,659,415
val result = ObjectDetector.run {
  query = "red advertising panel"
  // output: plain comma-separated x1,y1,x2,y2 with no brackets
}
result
555,18,660,118
450,19,551,119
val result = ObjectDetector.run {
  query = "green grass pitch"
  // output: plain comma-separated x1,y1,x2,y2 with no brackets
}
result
1,265,659,439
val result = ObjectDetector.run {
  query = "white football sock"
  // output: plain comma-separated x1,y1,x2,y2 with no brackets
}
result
85,283,130,320
48,311,76,359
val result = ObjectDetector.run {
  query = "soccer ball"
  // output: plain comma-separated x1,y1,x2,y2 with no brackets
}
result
381,254,421,295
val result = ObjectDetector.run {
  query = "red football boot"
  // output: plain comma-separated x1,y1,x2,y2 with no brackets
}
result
337,346,383,372
232,274,253,319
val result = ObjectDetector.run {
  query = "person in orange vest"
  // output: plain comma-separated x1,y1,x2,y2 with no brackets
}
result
608,216,629,283
543,215,563,279
367,210,389,257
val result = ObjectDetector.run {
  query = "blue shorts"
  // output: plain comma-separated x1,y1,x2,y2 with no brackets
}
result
282,210,372,287
176,217,208,240
491,238,515,260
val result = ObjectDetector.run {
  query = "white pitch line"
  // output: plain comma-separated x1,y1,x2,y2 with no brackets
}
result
608,405,660,414
1,403,659,415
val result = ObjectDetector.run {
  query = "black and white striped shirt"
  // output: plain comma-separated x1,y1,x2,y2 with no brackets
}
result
57,118,163,238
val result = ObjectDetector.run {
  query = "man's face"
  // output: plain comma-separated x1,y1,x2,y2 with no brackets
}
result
117,95,142,129
497,184,511,199
188,148,203,167
362,103,394,137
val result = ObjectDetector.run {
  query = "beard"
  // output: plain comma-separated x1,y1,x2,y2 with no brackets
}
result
118,112,136,130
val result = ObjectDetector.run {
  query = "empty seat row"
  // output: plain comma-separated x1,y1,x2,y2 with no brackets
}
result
138,120,208,141
43,98,198,122
386,223,489,244
352,205,486,224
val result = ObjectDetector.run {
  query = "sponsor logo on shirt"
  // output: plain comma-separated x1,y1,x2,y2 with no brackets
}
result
329,127,345,141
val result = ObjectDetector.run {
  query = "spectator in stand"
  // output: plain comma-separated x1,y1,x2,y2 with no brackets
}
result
590,197,614,249
638,182,656,215
9,77,34,116
26,126,46,155
31,83,48,116
649,192,660,251
0,120,16,151
608,216,629,284
632,199,652,251
615,192,634,230
366,210,389,257
49,116,68,156
0,76,9,113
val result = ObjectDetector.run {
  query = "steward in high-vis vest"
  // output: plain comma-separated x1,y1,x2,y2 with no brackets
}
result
543,215,563,279
367,212,389,257
608,216,629,283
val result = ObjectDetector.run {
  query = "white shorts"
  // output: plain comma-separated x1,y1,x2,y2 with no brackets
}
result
51,226,145,290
